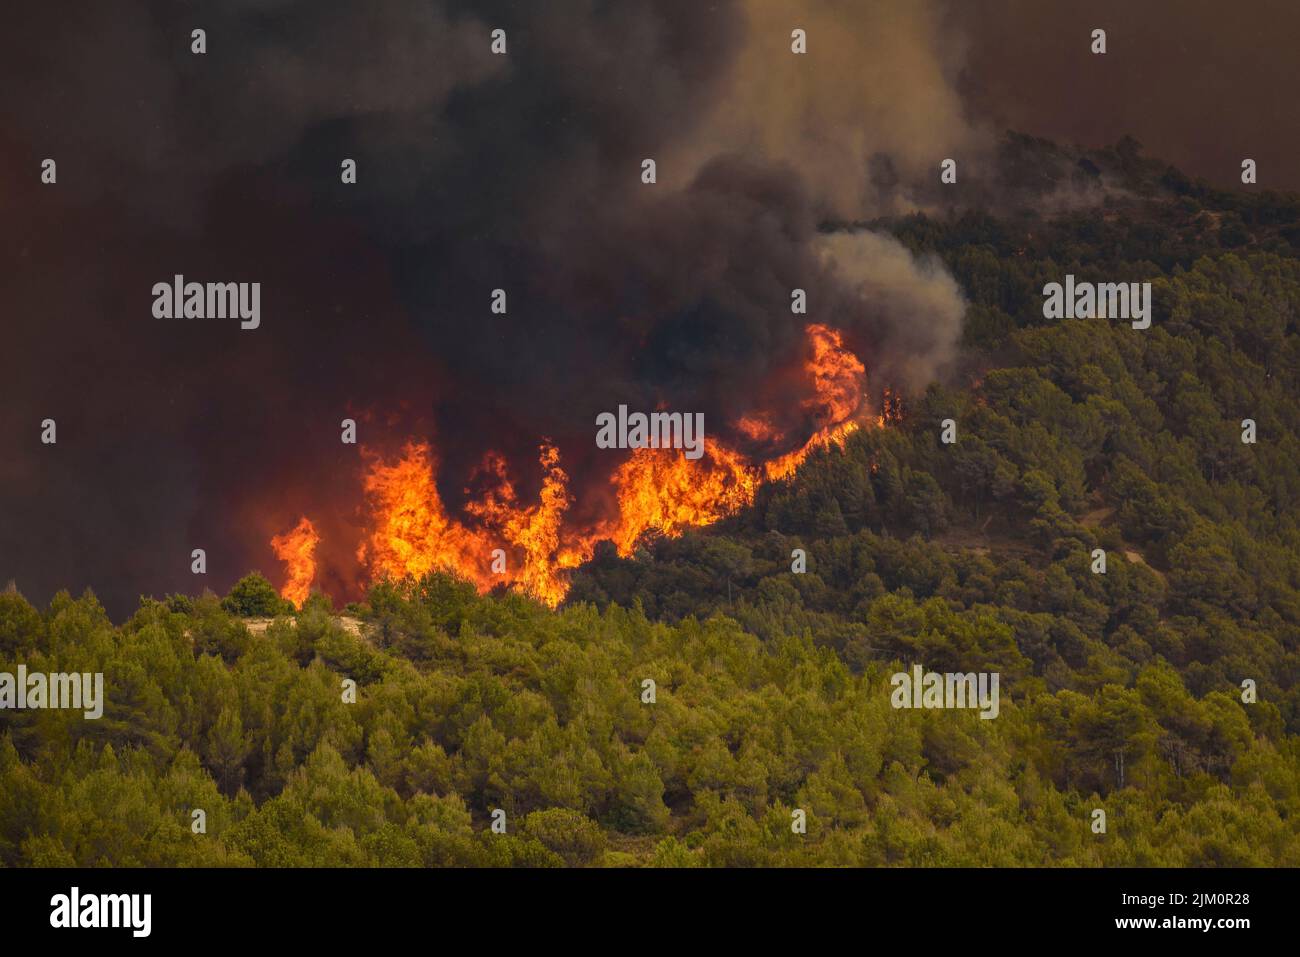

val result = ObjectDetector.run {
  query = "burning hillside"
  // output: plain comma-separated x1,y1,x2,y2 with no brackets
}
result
272,323,890,608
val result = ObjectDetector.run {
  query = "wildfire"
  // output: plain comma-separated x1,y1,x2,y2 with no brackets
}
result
607,443,759,555
357,441,493,585
270,516,320,607
806,323,866,423
764,419,861,482
466,443,574,606
763,324,868,481
881,386,905,425
273,324,893,608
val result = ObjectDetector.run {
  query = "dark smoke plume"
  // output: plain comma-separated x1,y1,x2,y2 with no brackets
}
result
1,1,983,616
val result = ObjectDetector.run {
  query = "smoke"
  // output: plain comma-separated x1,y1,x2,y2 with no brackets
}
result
678,0,986,217
0,1,504,225
817,231,966,391
951,0,1300,192
0,0,973,616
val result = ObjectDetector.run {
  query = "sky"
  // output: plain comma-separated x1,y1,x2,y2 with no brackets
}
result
954,0,1300,192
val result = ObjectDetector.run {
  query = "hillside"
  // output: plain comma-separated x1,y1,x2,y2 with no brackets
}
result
3,155,1299,867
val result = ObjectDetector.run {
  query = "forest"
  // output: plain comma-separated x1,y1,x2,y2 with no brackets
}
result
3,139,1299,866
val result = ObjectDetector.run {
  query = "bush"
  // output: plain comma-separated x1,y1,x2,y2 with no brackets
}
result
221,572,292,617
522,809,607,866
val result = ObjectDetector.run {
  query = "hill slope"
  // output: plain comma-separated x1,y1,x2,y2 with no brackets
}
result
3,152,1299,866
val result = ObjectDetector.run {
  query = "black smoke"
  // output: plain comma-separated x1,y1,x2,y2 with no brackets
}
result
0,1,975,617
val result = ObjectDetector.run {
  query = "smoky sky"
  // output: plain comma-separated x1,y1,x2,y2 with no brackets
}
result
0,0,1288,618
953,0,1300,192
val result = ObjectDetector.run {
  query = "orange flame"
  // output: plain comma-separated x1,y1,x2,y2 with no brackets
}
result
763,323,868,481
806,323,866,423
764,419,861,482
876,386,904,426
358,441,492,585
271,516,320,607
275,324,890,608
356,440,575,606
466,442,574,606
606,443,760,555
